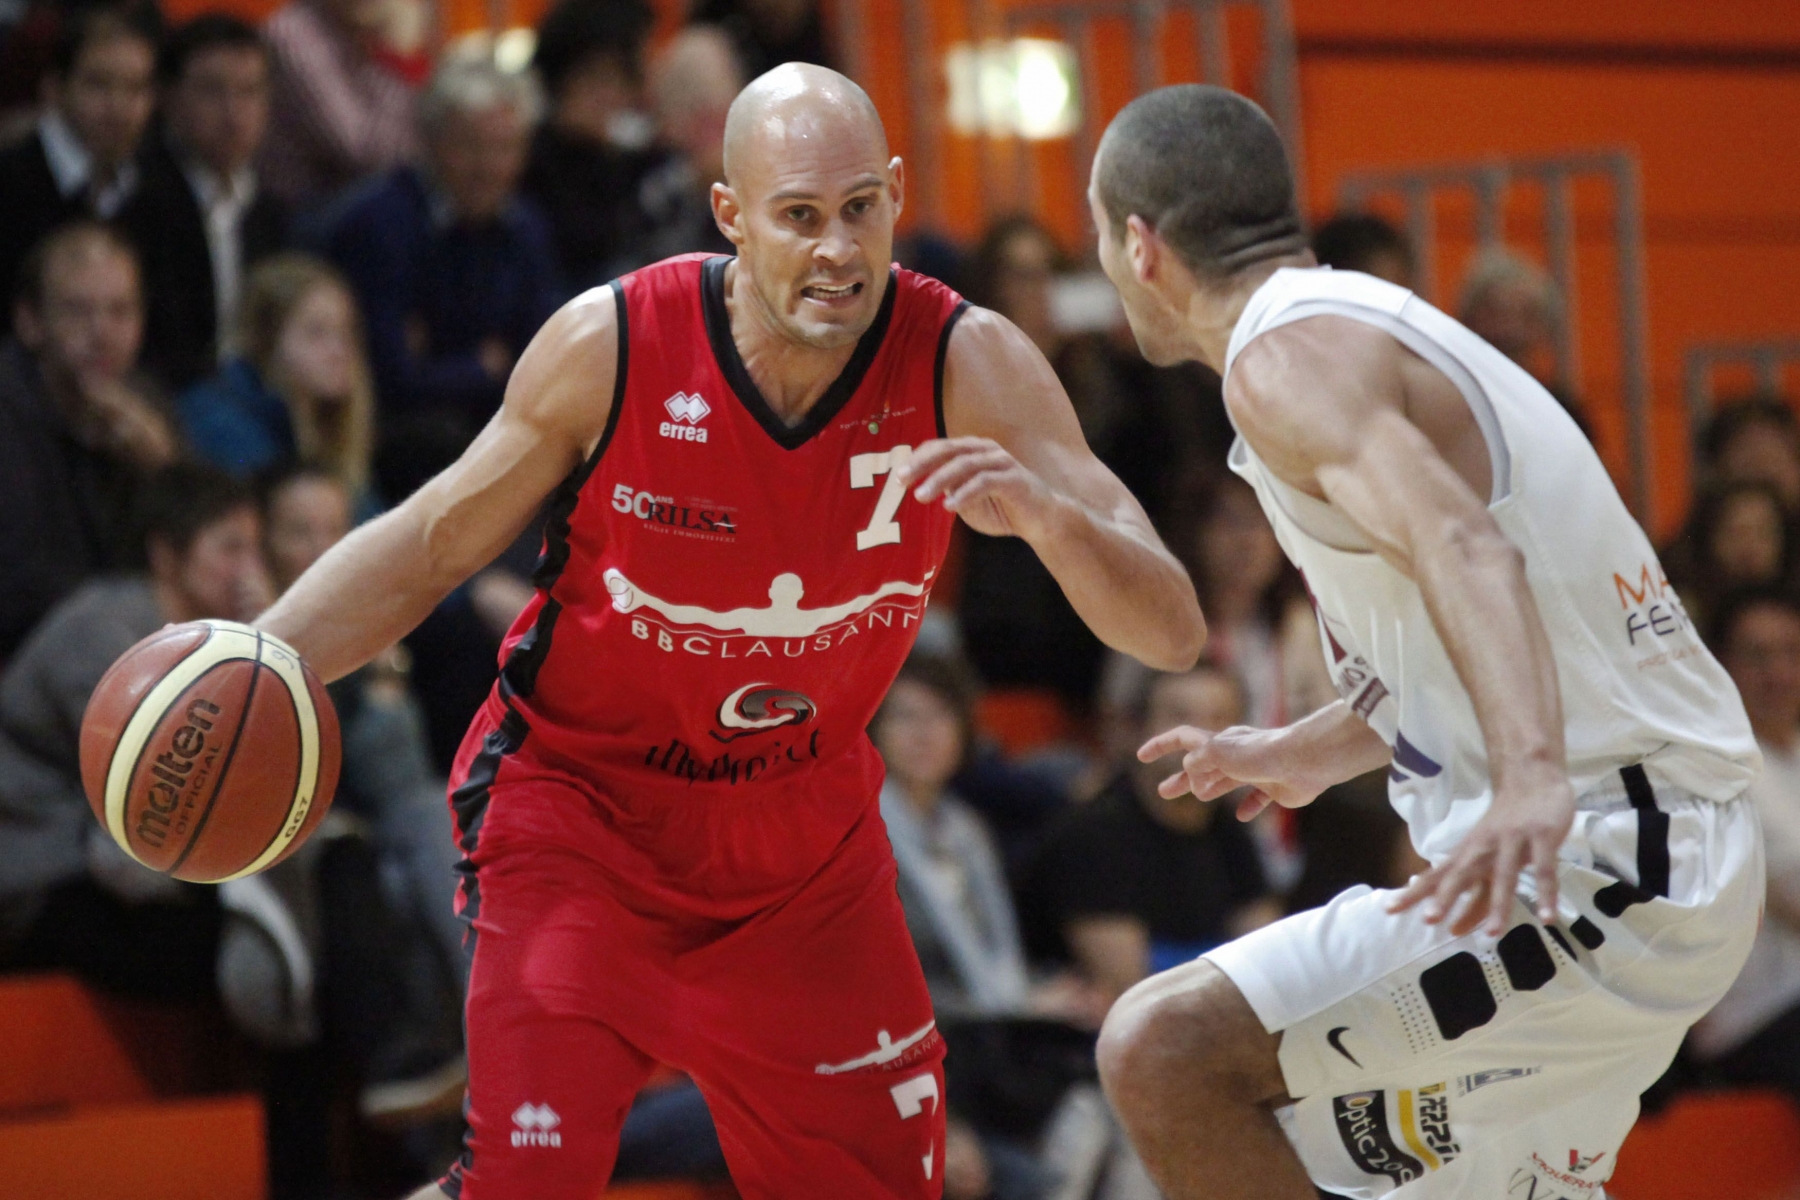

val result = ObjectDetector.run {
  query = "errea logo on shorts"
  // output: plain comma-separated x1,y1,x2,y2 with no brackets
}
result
511,1102,562,1148
661,391,711,442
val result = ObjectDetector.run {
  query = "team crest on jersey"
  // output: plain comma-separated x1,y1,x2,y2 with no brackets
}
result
661,391,711,442
714,683,817,742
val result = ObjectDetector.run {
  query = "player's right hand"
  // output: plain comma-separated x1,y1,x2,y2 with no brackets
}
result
1137,723,1331,822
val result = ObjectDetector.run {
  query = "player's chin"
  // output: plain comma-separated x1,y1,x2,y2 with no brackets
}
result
789,304,873,349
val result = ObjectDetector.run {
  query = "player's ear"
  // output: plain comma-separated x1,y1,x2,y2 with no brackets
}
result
887,156,905,220
712,181,746,247
1125,214,1158,285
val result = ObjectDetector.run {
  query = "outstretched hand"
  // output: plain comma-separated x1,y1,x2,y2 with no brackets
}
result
895,437,1058,540
1386,777,1576,937
1137,723,1333,823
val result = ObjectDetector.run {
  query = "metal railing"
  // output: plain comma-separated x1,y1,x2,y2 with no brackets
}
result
1337,152,1653,519
1685,338,1800,438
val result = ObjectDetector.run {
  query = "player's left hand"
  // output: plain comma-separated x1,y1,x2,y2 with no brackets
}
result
1386,773,1576,937
896,437,1059,540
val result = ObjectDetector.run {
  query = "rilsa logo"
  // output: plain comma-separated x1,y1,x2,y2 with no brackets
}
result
661,391,711,442
511,1102,562,1148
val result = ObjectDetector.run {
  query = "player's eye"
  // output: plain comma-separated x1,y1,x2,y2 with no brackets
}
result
786,206,814,225
845,197,873,217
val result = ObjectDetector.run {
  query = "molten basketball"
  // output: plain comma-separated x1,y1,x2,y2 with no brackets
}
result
79,620,340,884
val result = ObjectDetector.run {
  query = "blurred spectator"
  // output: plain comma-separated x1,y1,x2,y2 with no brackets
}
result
626,24,742,268
1023,663,1279,1008
1699,392,1800,514
260,0,418,209
522,0,660,291
691,0,833,79
123,14,287,391
324,55,559,470
0,465,266,994
1458,248,1561,380
1311,211,1415,289
180,253,375,505
0,3,158,295
956,216,1178,713
0,221,176,660
1663,479,1793,630
1687,587,1800,1105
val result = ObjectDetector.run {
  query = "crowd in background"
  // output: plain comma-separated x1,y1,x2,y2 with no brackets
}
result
0,1,1795,1197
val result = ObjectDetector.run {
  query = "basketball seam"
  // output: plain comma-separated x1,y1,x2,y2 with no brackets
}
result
219,627,321,880
167,642,265,877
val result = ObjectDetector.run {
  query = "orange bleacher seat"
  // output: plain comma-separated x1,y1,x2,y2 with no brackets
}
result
0,973,150,1116
0,1093,264,1200
1608,1089,1800,1200
976,688,1079,758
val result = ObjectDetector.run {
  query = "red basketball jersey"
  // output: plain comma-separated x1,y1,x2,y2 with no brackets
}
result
488,254,967,823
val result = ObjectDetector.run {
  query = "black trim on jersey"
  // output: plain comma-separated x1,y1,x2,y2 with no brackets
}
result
932,299,971,438
500,280,630,700
1593,764,1671,917
701,255,898,450
441,706,528,1199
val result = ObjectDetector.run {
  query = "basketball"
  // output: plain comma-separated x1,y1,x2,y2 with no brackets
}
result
78,620,340,884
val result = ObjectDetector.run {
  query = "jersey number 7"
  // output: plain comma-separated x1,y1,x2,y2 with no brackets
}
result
850,445,913,550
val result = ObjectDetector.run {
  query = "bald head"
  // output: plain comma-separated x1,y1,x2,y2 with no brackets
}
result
722,62,887,188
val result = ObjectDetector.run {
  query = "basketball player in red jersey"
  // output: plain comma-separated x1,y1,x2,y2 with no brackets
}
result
258,64,1203,1199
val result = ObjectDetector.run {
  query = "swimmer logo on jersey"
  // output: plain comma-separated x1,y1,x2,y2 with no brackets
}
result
713,683,818,743
607,567,935,660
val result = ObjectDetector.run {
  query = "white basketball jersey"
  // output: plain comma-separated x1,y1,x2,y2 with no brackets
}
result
1224,267,1759,859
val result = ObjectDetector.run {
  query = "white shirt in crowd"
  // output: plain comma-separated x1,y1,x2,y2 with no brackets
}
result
38,109,139,218
179,158,258,361
1690,736,1800,1058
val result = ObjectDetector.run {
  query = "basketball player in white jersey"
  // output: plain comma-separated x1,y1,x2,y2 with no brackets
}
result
1084,85,1764,1199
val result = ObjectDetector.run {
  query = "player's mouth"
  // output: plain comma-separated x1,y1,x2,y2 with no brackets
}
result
800,281,864,308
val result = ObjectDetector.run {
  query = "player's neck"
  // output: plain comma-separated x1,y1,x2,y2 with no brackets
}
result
725,261,860,425
1182,254,1311,372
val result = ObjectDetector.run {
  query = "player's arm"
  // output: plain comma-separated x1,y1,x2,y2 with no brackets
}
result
899,307,1204,671
257,287,621,683
1229,315,1572,936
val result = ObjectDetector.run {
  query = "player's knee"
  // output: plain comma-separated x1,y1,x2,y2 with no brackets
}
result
1097,963,1272,1109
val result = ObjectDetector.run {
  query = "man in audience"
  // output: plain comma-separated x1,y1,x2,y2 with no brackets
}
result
1458,248,1562,381
0,222,177,661
1024,662,1280,1007
324,55,559,468
124,14,288,391
520,0,660,291
0,3,159,294
626,24,742,269
0,465,267,994
261,0,418,210
1310,211,1415,289
1687,587,1800,1104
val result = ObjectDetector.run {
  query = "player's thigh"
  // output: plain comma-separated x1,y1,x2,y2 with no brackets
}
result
448,839,662,1200
685,823,946,1198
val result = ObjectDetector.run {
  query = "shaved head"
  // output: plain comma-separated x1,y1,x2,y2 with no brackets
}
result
722,62,887,189
711,61,902,352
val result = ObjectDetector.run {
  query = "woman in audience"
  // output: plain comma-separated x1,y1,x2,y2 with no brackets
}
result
1664,478,1795,628
180,253,376,508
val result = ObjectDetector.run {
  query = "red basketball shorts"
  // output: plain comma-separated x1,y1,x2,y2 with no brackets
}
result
439,717,946,1200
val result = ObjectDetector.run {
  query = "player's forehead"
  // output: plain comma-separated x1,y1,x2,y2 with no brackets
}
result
729,84,890,204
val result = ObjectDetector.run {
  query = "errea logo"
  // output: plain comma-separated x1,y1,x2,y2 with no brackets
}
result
661,392,711,442
511,1102,562,1148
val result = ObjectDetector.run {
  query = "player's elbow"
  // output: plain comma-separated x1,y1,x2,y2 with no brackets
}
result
1138,594,1207,672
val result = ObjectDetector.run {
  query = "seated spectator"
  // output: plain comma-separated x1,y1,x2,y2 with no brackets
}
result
956,215,1179,714
0,221,177,660
1284,768,1426,915
324,55,559,472
626,24,742,269
0,464,266,995
1310,211,1415,288
1687,587,1800,1105
521,0,661,292
122,14,288,391
1664,479,1794,630
1700,392,1800,514
180,253,375,505
691,0,834,79
260,0,418,210
0,3,158,295
1459,248,1591,432
1024,662,1279,1008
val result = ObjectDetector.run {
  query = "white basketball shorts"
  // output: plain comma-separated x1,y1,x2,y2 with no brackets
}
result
1204,767,1763,1199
